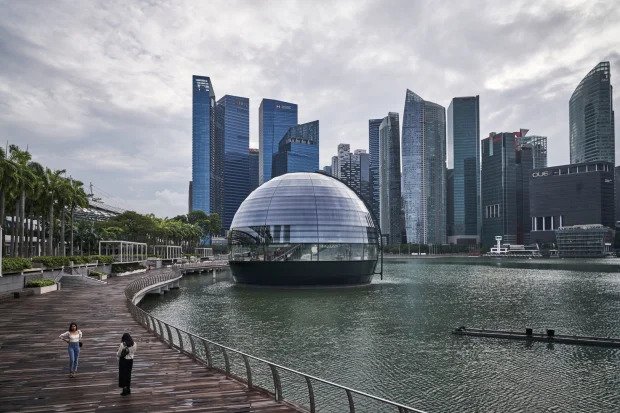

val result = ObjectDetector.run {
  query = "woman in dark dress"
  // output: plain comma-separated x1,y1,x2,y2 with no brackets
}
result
117,333,136,396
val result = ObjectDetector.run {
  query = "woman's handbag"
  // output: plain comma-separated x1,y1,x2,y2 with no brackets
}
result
79,341,83,348
120,346,129,358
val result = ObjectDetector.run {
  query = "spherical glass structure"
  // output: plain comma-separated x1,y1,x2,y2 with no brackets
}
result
228,172,379,285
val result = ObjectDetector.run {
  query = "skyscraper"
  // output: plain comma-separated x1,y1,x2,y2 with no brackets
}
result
401,90,446,245
248,148,259,193
516,133,547,168
333,144,370,204
447,96,480,244
379,112,403,245
191,75,216,214
272,120,319,177
216,95,250,231
481,129,544,247
569,61,615,164
259,99,298,184
368,119,382,220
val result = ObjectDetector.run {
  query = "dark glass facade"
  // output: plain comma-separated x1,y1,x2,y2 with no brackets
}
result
191,75,216,214
379,112,403,245
216,95,250,231
402,90,446,244
481,130,542,247
447,96,480,243
368,119,382,220
616,166,620,225
272,120,319,178
569,62,615,164
248,148,259,193
259,99,298,184
529,162,615,245
228,172,379,285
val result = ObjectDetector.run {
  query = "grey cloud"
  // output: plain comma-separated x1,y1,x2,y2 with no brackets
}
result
1,0,618,217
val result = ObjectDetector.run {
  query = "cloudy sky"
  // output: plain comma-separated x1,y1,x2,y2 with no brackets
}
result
1,0,618,217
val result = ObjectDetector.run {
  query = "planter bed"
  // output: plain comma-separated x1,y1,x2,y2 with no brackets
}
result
115,268,147,277
26,283,59,295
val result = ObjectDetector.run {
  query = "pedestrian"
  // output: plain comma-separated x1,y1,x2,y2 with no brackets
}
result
117,333,136,396
59,322,82,378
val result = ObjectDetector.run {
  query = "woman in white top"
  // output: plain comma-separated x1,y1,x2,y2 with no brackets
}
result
59,322,82,378
117,333,137,396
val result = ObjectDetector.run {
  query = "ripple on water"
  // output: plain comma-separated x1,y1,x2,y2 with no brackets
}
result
140,260,620,412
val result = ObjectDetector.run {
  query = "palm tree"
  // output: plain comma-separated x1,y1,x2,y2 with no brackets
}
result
0,148,18,256
43,168,66,256
66,178,89,255
8,145,35,257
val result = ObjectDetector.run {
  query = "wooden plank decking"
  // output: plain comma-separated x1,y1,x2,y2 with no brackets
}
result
0,271,301,412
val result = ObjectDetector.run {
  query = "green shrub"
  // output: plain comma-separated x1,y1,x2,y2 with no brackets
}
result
30,255,113,268
25,278,56,288
2,257,32,273
87,255,114,265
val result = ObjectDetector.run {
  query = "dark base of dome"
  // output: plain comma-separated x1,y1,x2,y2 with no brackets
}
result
230,260,377,286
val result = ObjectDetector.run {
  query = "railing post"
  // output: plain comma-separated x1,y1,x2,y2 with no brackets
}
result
176,328,184,350
222,347,230,375
305,376,316,413
242,354,252,388
269,364,282,402
202,339,213,367
188,334,197,358
156,319,165,339
165,324,174,348
346,389,355,413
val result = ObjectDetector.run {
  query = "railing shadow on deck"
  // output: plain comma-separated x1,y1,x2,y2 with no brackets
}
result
124,270,427,413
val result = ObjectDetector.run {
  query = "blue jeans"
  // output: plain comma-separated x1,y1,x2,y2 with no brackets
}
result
68,342,80,372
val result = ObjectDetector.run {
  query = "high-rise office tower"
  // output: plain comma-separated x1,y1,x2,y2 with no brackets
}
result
379,112,403,245
259,99,298,184
331,156,339,177
402,90,446,245
191,75,216,214
333,144,371,204
368,119,382,220
216,95,250,231
447,96,480,244
515,133,547,168
569,61,615,164
481,129,544,247
357,149,371,207
248,148,259,193
272,120,319,177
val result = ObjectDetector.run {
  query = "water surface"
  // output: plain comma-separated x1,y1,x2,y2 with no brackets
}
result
140,258,620,412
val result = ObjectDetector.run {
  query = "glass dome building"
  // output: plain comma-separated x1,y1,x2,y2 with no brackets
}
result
228,172,380,285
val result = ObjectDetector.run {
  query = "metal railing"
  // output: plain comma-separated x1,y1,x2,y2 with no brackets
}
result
125,271,427,413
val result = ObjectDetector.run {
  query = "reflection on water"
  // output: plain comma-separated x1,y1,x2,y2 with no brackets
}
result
140,258,620,412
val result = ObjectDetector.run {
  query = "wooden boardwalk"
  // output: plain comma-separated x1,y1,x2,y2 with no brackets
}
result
0,271,301,412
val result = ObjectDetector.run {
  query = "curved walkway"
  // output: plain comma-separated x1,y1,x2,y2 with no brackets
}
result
0,270,300,412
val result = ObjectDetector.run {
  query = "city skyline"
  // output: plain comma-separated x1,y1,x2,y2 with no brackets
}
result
1,0,619,217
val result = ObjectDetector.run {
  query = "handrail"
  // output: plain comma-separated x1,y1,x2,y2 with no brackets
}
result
125,271,427,413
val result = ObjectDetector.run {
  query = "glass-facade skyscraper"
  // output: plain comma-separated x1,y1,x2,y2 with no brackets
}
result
569,61,615,164
481,129,543,247
368,119,382,221
249,148,259,193
191,75,216,214
216,95,250,231
272,120,319,177
379,112,403,245
259,99,298,184
447,96,480,244
402,90,446,245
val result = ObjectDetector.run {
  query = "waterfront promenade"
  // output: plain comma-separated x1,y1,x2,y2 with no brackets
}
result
0,270,300,412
